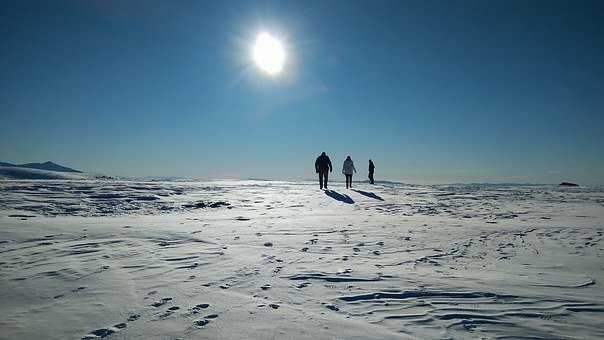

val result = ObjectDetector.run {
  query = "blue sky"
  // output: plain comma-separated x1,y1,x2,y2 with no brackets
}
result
1,0,603,184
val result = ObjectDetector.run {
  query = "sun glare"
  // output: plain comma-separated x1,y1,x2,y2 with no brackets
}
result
252,32,285,75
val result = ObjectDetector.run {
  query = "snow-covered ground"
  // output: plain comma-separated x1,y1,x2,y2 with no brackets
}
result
0,180,603,339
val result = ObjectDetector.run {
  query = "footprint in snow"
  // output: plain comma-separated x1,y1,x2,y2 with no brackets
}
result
150,297,173,307
159,306,180,318
82,322,127,339
194,319,210,327
189,304,210,315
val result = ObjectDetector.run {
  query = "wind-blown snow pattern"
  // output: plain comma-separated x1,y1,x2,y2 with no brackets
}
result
0,180,603,339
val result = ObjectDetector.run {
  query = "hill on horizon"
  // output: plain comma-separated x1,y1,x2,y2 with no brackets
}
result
0,161,81,173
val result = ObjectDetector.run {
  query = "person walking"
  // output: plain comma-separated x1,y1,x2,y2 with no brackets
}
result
368,159,375,184
315,152,333,190
342,155,356,189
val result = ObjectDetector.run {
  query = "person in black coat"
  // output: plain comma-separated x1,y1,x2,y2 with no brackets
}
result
368,159,375,184
315,152,333,189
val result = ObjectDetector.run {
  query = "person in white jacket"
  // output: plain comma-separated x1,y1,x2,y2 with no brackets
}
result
342,155,356,189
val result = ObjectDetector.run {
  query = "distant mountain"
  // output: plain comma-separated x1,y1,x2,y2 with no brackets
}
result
0,166,85,180
0,161,81,173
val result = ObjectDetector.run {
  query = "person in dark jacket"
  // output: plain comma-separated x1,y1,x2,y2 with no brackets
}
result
368,159,375,184
315,152,333,189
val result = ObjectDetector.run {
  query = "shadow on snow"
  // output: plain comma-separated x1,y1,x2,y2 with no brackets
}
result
352,189,384,201
324,190,354,204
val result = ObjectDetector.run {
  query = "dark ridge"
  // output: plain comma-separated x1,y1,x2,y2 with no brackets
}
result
1,161,81,173
338,290,519,302
284,273,382,282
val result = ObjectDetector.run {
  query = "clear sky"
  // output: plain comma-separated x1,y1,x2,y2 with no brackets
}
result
1,0,603,184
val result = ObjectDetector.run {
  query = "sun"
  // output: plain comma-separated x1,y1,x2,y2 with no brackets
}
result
252,32,285,75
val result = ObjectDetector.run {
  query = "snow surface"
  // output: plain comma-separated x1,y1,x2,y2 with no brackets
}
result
0,180,603,339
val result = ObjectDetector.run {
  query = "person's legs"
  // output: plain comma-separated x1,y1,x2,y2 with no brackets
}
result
345,174,351,188
319,171,324,189
324,171,329,189
349,174,353,188
369,172,374,184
